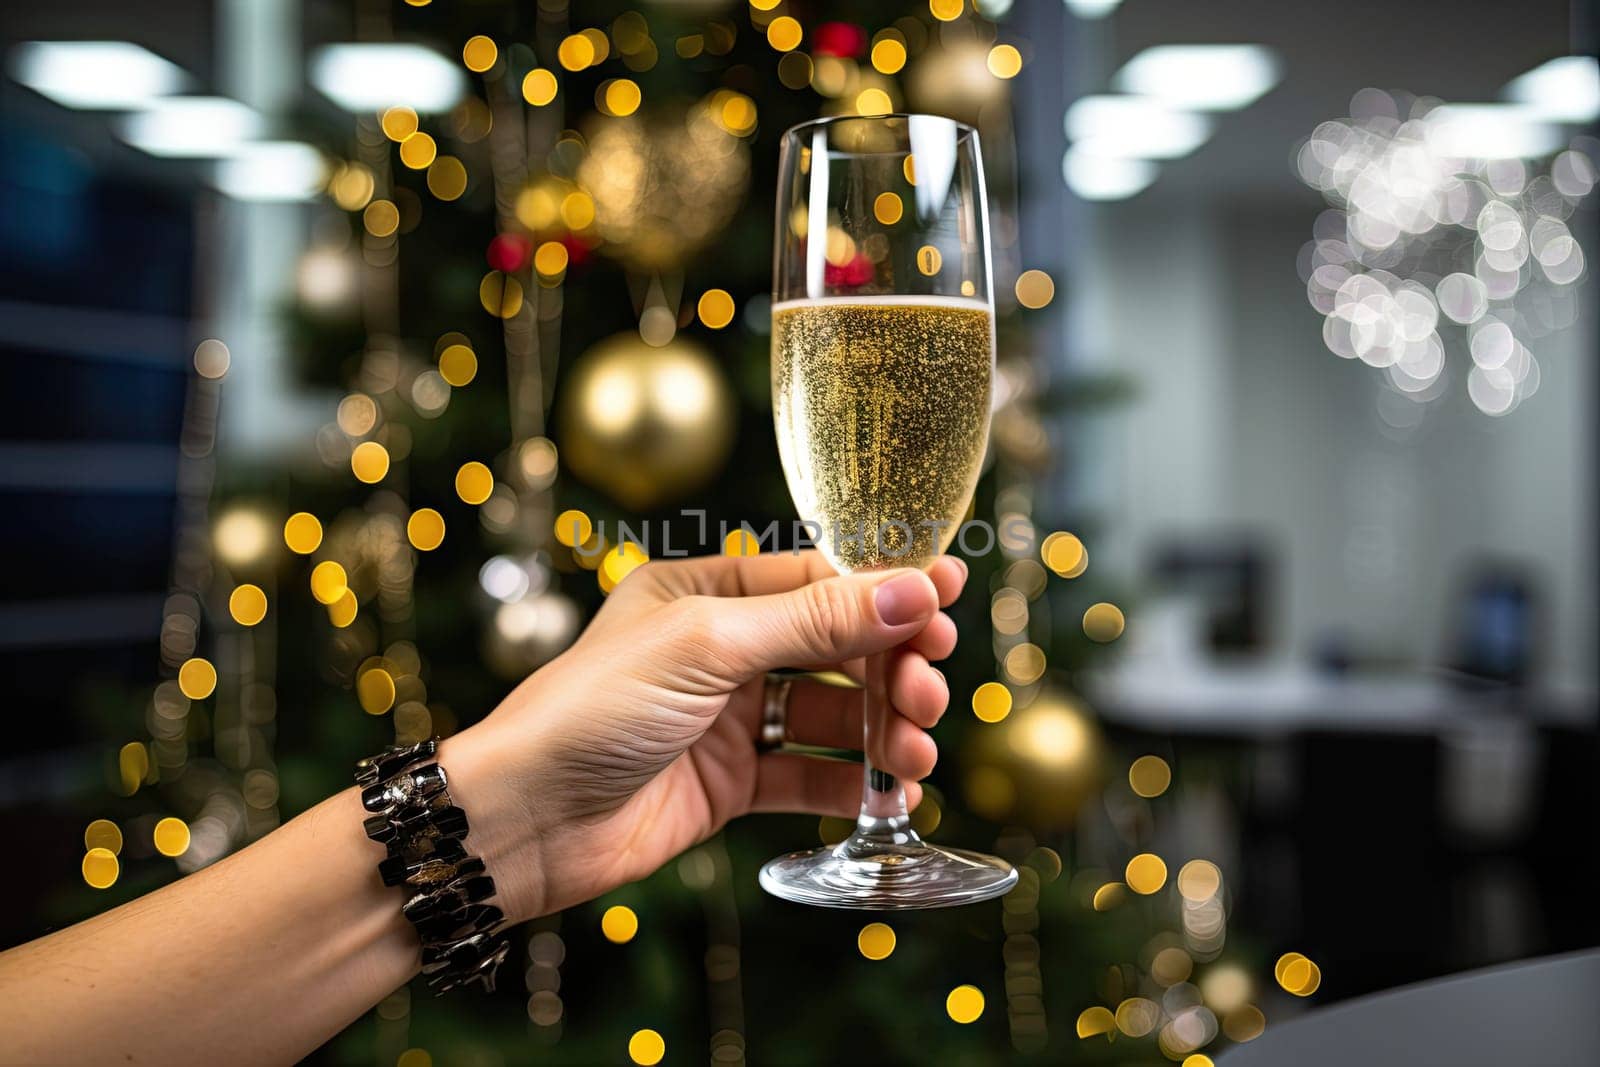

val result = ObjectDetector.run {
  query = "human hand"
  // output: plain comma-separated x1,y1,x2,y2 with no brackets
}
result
444,551,968,922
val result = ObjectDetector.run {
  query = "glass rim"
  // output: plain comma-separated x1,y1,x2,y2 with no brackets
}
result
779,112,978,145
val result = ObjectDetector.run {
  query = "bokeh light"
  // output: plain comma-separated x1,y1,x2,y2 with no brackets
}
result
82,847,119,889
602,905,639,944
406,508,446,551
1015,269,1056,309
84,819,123,854
945,985,985,1024
698,289,736,329
310,560,348,605
627,1029,665,1066
972,681,1013,723
193,338,230,379
456,461,495,505
857,922,896,960
1126,853,1168,894
228,584,268,626
523,69,558,106
987,45,1023,79
284,512,323,554
153,816,191,857
178,657,217,700
1083,602,1126,642
438,343,477,387
462,36,497,73
1129,754,1171,797
351,440,391,483
358,667,397,715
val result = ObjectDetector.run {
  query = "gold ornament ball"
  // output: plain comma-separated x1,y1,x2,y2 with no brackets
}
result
966,686,1105,829
557,332,736,511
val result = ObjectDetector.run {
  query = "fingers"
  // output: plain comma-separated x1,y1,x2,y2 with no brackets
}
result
750,753,926,816
644,550,837,599
784,662,949,746
927,555,968,608
904,612,958,662
867,713,939,781
700,569,941,675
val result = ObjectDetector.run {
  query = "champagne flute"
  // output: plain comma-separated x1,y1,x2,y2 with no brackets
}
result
760,114,1018,909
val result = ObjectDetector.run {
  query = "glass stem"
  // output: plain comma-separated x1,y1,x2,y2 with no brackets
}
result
846,651,923,854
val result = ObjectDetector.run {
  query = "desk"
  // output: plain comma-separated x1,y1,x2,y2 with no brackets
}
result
1221,949,1600,1066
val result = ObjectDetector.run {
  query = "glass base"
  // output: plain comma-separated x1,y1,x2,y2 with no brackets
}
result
759,837,1018,910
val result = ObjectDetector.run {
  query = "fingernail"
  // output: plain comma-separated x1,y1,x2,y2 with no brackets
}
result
951,556,969,582
875,572,930,626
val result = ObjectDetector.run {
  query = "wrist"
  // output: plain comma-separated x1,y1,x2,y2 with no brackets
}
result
436,726,552,925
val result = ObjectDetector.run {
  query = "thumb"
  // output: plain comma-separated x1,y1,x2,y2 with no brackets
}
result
714,568,940,674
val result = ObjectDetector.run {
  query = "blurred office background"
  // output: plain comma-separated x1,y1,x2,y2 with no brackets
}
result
1,0,1595,1064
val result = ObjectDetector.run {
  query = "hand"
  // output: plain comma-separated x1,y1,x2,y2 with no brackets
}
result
444,551,968,922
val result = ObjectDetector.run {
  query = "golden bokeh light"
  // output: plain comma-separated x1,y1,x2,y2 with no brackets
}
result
698,288,736,329
750,0,780,8
871,39,907,75
358,667,397,715
1129,754,1172,798
406,508,446,551
84,819,123,855
398,131,437,170
558,34,595,71
228,583,268,627
1115,997,1160,1037
1151,946,1194,986
720,92,757,135
381,107,418,142
1015,269,1056,309
284,512,323,554
873,192,904,225
945,985,985,1024
462,35,498,73
553,508,594,547
603,78,642,117
351,440,391,483
310,560,349,605
395,1051,431,1067
478,272,524,318
916,244,943,276
534,241,570,277
777,51,813,90
987,44,1023,79
561,191,596,230
456,461,495,505
330,163,375,210
1125,853,1167,895
82,847,119,889
1222,1005,1266,1042
766,16,803,52
328,588,358,628
1177,859,1222,903
601,905,639,944
364,199,399,238
194,338,230,380
930,0,964,21
178,657,217,700
628,1029,665,1066
1275,952,1322,997
1092,881,1127,910
523,69,558,106
438,343,477,387
1083,602,1125,642
903,155,917,185
856,88,892,117
972,681,1013,723
427,156,468,201
153,817,191,857
1183,1057,1216,1067
1076,1006,1116,1038
723,528,760,556
118,741,149,795
1003,643,1047,685
1041,530,1084,574
857,922,896,960
601,541,649,591
1202,963,1253,1014
580,27,610,64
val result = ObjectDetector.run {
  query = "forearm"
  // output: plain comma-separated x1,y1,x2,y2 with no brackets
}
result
0,734,533,1065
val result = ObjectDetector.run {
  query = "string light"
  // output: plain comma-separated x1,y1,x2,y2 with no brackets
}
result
153,817,191,857
406,508,446,551
946,985,986,1024
857,923,896,960
283,512,323,554
523,69,558,106
462,36,497,73
697,289,736,328
178,657,217,700
310,561,348,605
455,461,494,505
1129,755,1171,797
228,584,268,626
627,1029,665,1066
602,905,639,943
972,681,1013,722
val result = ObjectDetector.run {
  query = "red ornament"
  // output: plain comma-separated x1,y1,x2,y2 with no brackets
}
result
824,253,875,288
559,232,593,267
813,22,866,59
487,233,532,272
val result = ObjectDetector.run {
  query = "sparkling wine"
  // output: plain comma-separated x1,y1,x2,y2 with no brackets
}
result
772,295,994,573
